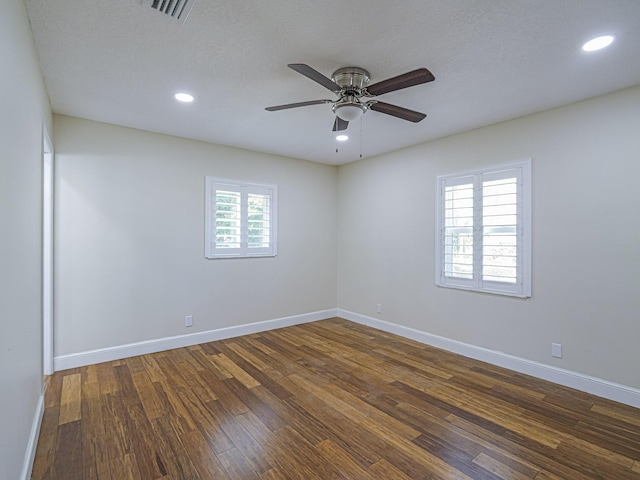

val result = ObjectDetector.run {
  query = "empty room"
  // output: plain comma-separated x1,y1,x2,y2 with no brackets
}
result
2,1,640,479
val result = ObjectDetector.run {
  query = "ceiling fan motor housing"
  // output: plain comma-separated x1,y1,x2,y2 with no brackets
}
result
331,67,370,120
331,67,371,92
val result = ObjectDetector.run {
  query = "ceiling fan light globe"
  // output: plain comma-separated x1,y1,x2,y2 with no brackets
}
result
335,104,365,122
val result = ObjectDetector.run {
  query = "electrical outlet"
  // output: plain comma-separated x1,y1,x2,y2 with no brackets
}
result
551,343,562,358
185,315,193,327
376,304,382,314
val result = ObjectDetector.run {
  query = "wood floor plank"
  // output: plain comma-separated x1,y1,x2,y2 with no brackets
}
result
53,420,83,480
127,362,166,420
96,361,121,396
554,441,639,480
139,353,167,383
372,345,454,380
260,467,287,480
32,318,640,480
101,391,131,461
151,415,202,480
288,372,474,479
224,340,282,374
217,447,261,480
216,341,293,400
44,372,63,409
175,386,235,454
283,374,384,468
151,368,197,435
574,416,640,458
427,383,563,449
471,451,534,480
235,411,339,480
534,471,568,480
108,452,141,480
315,439,377,480
292,372,422,440
80,436,102,480
222,377,288,431
204,398,274,474
211,353,261,388
176,352,222,403
368,458,416,479
123,401,168,479
31,405,59,479
80,380,109,479
59,373,82,425
251,384,330,446
444,413,600,480
397,401,542,478
180,429,232,479
412,426,505,479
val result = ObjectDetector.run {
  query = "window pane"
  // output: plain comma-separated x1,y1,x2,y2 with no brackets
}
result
215,190,241,248
247,192,270,248
483,266,517,283
484,193,516,206
444,183,474,279
482,177,518,283
444,227,473,279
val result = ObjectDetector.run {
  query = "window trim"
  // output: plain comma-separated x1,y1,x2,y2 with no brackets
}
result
205,177,278,259
435,159,532,298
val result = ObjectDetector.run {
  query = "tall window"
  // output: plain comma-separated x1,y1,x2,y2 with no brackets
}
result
205,177,277,259
435,159,531,297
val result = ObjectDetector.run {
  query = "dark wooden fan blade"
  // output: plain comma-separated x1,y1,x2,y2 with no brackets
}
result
366,68,435,96
369,102,427,123
332,117,349,131
288,64,342,92
265,99,332,111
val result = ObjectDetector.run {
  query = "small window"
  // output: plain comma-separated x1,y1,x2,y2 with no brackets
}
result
435,159,531,297
205,177,277,259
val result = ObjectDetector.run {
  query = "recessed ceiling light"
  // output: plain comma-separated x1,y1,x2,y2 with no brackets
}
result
175,92,194,103
582,35,615,52
336,135,349,142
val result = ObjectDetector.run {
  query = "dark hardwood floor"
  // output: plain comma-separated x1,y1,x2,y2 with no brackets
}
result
32,318,640,479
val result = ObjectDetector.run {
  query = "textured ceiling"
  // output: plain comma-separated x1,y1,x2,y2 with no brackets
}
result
24,0,640,165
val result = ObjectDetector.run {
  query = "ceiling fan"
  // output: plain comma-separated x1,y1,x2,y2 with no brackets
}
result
265,64,435,131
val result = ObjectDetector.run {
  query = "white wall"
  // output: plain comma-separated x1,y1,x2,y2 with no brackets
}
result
338,85,640,390
0,1,52,478
53,115,337,357
55,87,640,396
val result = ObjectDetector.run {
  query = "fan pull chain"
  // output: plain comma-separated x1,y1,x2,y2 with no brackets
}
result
360,116,363,159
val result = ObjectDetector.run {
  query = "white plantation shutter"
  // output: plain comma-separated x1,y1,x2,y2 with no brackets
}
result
205,178,277,258
214,185,242,252
482,172,520,285
247,189,272,251
443,175,475,284
436,160,531,297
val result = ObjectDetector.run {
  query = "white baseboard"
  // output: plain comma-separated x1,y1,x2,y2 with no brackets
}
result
21,392,44,480
54,309,338,371
338,309,640,409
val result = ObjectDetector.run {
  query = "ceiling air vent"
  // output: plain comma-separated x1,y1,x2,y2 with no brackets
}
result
143,0,197,23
